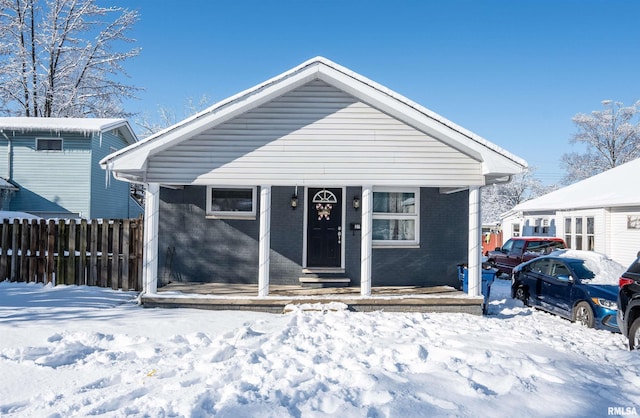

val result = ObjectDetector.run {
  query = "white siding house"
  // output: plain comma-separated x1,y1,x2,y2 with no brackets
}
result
101,57,528,297
502,158,640,266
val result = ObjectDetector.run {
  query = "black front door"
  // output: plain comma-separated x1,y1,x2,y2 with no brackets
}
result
307,188,342,267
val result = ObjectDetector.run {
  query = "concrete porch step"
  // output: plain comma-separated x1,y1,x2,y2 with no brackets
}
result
298,277,351,288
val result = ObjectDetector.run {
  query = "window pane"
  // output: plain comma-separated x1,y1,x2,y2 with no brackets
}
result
211,189,253,212
575,218,583,234
373,219,415,240
373,192,415,214
36,139,62,151
586,217,594,234
564,218,571,233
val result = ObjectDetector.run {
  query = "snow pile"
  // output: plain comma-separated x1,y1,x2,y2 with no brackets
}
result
551,249,627,284
1,280,639,417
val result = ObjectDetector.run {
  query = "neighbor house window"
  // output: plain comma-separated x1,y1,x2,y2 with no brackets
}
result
564,216,595,251
372,188,419,246
206,186,256,219
512,223,520,237
575,217,583,250
586,217,595,251
564,218,572,248
36,138,63,151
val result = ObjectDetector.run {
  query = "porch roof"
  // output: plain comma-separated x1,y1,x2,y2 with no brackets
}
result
101,57,527,186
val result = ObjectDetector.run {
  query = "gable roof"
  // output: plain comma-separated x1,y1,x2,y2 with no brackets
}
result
101,57,527,182
510,157,640,213
0,117,137,145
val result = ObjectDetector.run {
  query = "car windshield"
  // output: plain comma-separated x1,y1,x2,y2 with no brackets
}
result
566,260,595,281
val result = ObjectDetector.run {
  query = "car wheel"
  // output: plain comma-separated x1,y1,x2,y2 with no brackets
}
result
573,301,595,328
514,286,528,306
629,317,640,350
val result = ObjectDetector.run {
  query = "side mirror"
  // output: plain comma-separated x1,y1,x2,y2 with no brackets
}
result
557,274,573,283
494,247,501,252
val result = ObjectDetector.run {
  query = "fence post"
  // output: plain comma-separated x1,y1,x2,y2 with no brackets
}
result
68,220,76,285
20,219,29,281
56,219,65,285
79,219,87,286
122,219,130,291
109,220,118,290
89,219,98,286
47,219,55,284
100,220,109,287
37,219,46,283
10,219,18,281
28,219,37,282
0,219,8,280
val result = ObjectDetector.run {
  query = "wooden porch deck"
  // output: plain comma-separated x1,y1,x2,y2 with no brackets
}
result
141,283,484,314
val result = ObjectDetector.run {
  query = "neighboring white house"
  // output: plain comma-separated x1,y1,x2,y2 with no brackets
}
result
502,158,640,266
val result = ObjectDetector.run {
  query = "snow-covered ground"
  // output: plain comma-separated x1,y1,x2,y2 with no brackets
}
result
1,279,639,418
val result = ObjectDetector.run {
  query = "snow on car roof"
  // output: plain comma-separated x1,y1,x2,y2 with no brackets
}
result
550,249,625,285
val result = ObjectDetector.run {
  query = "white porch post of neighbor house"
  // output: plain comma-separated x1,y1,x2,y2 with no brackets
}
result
467,186,482,297
142,183,160,295
360,185,373,296
258,185,272,297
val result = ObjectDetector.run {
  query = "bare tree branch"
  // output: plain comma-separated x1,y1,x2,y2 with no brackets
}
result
0,0,140,118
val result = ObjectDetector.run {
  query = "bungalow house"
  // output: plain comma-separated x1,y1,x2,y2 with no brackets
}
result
501,157,640,266
0,118,141,219
101,57,527,298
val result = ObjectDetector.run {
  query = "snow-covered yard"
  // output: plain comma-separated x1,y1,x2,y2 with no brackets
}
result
1,278,639,417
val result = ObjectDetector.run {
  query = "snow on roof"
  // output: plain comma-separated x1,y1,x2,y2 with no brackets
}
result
0,117,125,132
512,157,640,212
0,178,17,191
0,117,137,144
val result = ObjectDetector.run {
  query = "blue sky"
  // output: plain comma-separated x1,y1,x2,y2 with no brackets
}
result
114,0,640,185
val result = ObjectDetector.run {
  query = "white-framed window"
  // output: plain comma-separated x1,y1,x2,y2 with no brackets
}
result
564,216,595,250
372,187,419,246
564,217,572,248
36,138,63,151
512,223,520,237
206,186,256,219
586,217,595,251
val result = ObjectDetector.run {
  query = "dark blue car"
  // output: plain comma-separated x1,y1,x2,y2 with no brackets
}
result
511,254,619,332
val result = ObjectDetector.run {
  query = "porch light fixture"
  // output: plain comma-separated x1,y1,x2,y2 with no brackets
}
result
290,194,298,210
353,196,360,210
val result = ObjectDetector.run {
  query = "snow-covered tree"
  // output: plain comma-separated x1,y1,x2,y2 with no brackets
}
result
0,0,140,118
561,100,640,184
135,95,211,138
481,168,555,224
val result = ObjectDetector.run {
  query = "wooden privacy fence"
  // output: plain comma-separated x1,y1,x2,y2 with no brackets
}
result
0,218,144,291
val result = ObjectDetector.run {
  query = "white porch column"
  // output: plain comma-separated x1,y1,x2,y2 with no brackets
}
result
467,186,482,297
258,185,272,297
360,185,373,296
142,183,160,295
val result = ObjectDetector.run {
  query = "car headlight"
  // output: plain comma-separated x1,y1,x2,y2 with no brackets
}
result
591,297,617,310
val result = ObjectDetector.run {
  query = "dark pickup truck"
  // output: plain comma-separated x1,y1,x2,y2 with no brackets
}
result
486,237,566,276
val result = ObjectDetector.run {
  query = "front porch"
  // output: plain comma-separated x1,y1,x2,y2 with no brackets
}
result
141,282,484,314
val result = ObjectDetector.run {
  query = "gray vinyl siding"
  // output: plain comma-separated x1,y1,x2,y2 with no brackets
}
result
146,80,482,187
90,130,136,218
7,131,91,217
157,185,467,288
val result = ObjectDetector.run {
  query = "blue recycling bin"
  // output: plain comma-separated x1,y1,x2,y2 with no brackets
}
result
457,265,497,314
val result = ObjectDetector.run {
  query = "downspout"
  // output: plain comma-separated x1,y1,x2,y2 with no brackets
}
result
2,132,11,180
